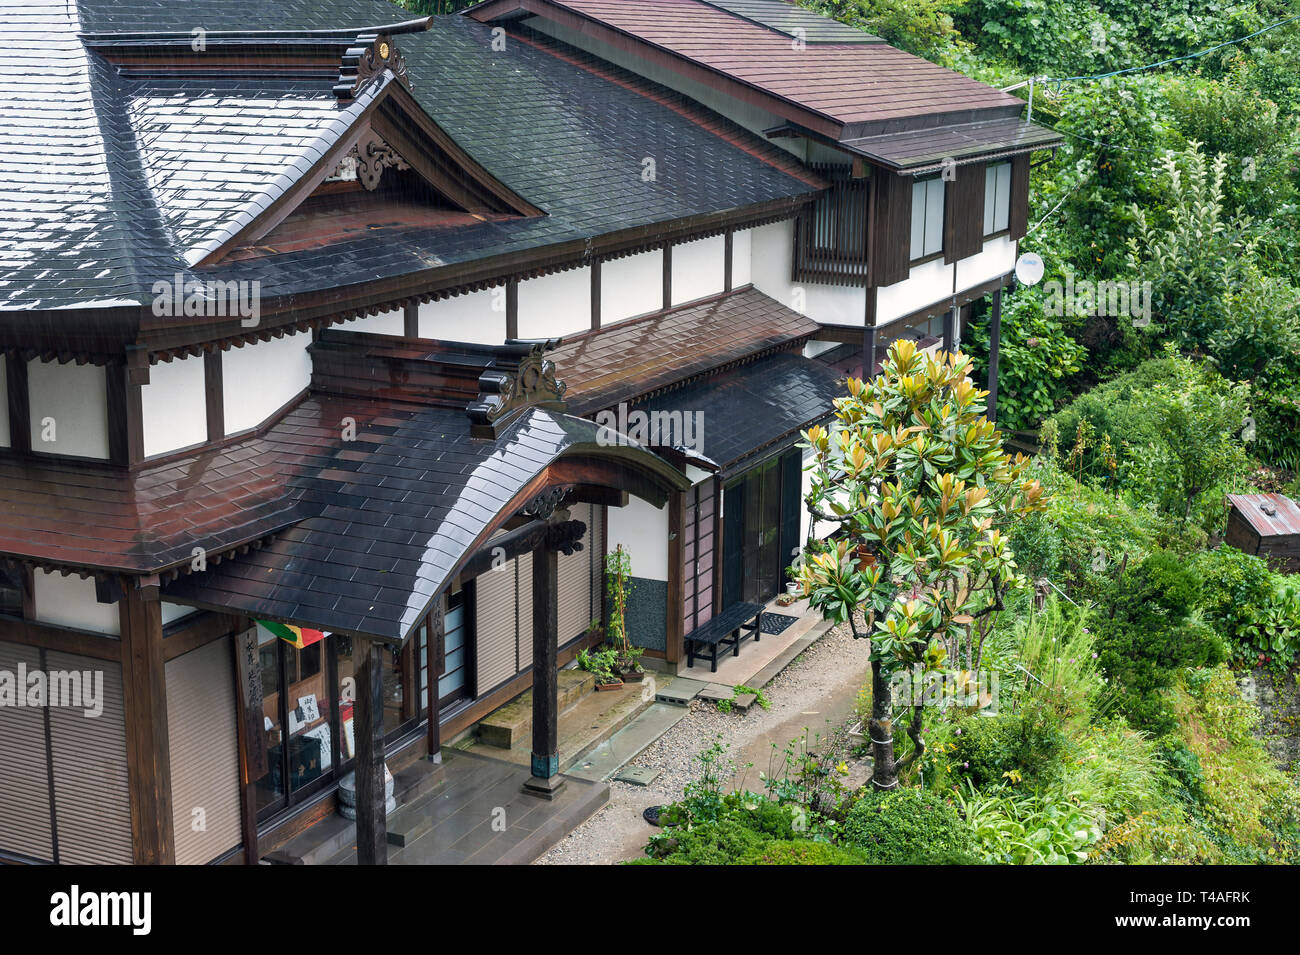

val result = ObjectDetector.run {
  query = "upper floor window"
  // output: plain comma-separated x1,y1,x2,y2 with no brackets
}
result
910,177,945,261
793,164,870,286
984,162,1012,236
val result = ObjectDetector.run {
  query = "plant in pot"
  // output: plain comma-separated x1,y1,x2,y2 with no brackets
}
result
605,545,643,680
577,647,623,691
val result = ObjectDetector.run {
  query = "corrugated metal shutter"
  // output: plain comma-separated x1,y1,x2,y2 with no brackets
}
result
475,556,517,693
166,638,242,865
0,641,55,861
517,551,534,670
557,503,595,643
46,649,132,864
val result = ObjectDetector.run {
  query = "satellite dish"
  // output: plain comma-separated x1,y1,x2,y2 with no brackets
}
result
1015,252,1045,286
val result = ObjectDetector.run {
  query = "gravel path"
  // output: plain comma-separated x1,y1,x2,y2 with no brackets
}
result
536,621,873,865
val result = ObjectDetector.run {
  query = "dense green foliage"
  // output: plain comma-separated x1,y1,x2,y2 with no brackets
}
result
843,788,977,862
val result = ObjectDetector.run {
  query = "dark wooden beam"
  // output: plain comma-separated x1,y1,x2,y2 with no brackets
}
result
863,285,878,377
987,286,1003,422
106,360,143,466
404,301,420,338
230,624,262,864
353,637,388,864
590,259,602,331
724,230,734,292
523,543,563,799
942,308,956,354
204,350,225,443
662,241,673,310
666,488,685,665
5,353,30,454
119,579,175,864
426,592,446,763
505,279,519,340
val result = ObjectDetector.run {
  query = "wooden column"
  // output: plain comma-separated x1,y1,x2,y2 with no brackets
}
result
524,544,564,799
426,593,446,763
505,279,519,340
353,637,388,864
987,286,1003,422
724,230,734,292
942,307,956,354
666,488,685,665
119,577,175,864
590,259,602,331
404,301,420,337
863,286,879,379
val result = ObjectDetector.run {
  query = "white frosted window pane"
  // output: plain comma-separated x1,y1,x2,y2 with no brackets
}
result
910,180,926,259
925,179,945,256
995,163,1012,233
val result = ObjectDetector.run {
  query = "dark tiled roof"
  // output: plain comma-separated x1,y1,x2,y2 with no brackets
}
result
0,384,681,640
521,0,1023,128
0,1,820,309
842,117,1063,171
553,286,820,416
635,350,843,470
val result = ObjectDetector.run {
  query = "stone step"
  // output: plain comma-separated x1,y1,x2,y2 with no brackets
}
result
477,668,594,748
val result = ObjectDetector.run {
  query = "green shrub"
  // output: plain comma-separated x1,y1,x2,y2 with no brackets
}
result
642,818,769,865
843,787,975,864
958,784,1104,864
904,847,985,865
1092,550,1226,733
1194,547,1300,669
739,840,869,866
953,703,1068,789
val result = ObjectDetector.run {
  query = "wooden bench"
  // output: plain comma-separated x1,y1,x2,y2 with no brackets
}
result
685,601,764,672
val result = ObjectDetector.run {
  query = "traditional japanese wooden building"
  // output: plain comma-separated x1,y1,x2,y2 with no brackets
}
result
0,0,1060,864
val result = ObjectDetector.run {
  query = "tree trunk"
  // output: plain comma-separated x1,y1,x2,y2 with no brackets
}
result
868,659,899,790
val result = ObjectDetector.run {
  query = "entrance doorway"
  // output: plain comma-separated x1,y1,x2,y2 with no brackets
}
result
721,448,803,608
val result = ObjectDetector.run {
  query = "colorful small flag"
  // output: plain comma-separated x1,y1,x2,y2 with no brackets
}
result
258,620,326,649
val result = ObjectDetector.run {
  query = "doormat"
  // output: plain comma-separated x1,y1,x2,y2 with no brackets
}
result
759,612,799,636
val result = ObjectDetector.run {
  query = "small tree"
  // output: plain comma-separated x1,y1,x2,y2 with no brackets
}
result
796,340,1047,790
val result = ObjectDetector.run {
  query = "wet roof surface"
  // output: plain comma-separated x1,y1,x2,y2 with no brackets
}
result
635,350,843,470
0,0,818,310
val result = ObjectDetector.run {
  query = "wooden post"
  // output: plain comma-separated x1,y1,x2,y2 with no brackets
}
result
353,637,388,864
524,544,564,799
987,287,1003,423
942,307,956,355
426,594,445,763
862,286,878,379
666,489,685,665
119,577,175,864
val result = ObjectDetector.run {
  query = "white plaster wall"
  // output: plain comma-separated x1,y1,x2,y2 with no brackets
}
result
607,496,669,583
750,219,865,326
222,330,312,435
33,571,119,635
731,228,753,287
671,234,726,306
418,288,507,345
141,355,206,458
347,308,406,335
601,249,664,325
161,602,198,626
518,266,591,339
26,358,109,459
0,355,8,447
955,234,1017,291
876,257,956,325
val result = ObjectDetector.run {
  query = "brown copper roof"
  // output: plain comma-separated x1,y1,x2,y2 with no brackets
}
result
553,286,820,416
479,0,1023,134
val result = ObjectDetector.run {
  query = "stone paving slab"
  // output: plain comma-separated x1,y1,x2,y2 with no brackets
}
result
614,765,662,786
697,683,734,701
568,701,689,782
657,676,708,705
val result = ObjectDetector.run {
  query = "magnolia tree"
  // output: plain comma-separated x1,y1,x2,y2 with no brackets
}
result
794,340,1047,791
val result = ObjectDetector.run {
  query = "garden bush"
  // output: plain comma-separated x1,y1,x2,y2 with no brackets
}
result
1092,549,1226,733
640,818,769,865
953,703,1068,789
1194,546,1300,669
843,787,975,864
739,841,870,866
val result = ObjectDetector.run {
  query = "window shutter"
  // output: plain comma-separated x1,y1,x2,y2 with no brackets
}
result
167,637,242,865
0,641,55,861
557,503,595,643
517,550,534,671
475,555,517,693
46,649,132,864
1008,154,1031,240
869,170,911,287
944,164,985,263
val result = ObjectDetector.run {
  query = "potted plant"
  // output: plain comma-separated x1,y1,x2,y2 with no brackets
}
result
606,545,643,679
577,647,623,691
